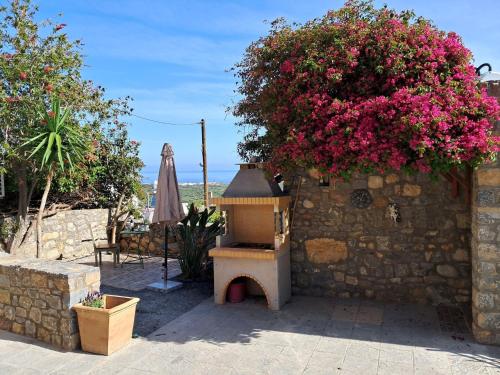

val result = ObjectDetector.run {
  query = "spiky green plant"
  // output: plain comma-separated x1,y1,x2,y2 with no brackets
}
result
22,97,87,257
175,203,224,280
24,98,85,169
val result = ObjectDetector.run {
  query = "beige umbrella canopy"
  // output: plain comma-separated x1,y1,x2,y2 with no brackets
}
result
152,143,184,282
152,143,184,224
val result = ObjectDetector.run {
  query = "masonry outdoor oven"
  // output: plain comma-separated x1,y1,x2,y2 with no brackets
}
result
209,163,291,310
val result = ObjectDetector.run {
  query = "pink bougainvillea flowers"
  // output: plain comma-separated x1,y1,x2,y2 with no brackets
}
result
232,0,500,178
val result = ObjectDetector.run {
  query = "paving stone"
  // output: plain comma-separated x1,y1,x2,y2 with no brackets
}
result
316,337,350,354
378,360,414,375
307,350,344,368
0,296,497,375
379,347,413,364
341,354,379,375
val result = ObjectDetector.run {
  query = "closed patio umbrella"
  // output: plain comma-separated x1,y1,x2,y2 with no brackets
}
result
150,143,184,290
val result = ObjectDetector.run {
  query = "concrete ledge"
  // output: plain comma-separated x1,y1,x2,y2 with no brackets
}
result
209,247,283,260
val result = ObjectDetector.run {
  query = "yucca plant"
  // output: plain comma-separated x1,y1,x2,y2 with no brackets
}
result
22,97,87,257
175,203,224,280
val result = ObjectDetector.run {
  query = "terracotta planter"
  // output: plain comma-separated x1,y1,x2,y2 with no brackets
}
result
228,281,246,303
73,294,140,355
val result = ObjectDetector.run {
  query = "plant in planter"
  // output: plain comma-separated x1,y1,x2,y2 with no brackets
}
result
73,291,139,355
81,291,104,308
175,203,224,280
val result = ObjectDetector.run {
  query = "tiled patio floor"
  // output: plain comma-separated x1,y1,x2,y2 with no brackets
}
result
68,254,181,290
0,296,499,374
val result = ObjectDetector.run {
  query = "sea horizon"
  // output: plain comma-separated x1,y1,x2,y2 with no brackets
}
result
142,169,237,185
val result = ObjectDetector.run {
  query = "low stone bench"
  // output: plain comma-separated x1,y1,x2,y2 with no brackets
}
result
0,253,100,350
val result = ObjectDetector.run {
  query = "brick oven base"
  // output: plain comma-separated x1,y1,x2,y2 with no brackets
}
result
210,248,291,310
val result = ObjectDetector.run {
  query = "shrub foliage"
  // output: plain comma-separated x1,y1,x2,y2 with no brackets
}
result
233,0,500,178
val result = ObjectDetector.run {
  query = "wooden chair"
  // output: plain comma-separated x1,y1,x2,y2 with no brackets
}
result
88,224,120,267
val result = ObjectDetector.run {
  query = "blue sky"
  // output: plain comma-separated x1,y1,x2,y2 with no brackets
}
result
35,0,500,180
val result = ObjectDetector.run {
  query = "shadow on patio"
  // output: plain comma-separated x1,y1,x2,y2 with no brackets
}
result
143,296,500,374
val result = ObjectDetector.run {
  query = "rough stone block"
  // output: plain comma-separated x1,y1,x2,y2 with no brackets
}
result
45,295,62,310
477,312,500,331
368,176,384,189
375,236,390,251
473,291,495,311
478,190,495,206
0,290,10,305
303,199,314,208
51,334,62,347
42,316,58,332
477,243,498,261
373,196,389,208
27,288,39,299
333,271,345,282
18,296,32,310
25,320,36,337
11,322,24,335
29,307,42,323
31,274,47,288
345,275,358,285
452,249,469,262
305,238,348,264
385,174,399,184
436,265,458,278
477,262,496,275
477,168,500,187
4,306,15,320
0,275,10,288
15,307,27,318
37,327,50,343
62,333,80,351
402,184,421,197
34,299,47,309
395,264,410,277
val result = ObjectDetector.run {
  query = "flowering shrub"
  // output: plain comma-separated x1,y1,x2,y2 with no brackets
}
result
81,291,104,308
233,0,500,177
0,0,143,253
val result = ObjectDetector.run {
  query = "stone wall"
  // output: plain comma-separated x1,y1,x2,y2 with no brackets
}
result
16,209,109,260
118,223,178,257
289,169,471,304
0,253,100,350
471,81,500,344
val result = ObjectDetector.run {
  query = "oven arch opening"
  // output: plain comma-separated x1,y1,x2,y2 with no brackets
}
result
223,275,271,307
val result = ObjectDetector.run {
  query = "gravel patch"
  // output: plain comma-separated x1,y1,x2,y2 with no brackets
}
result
101,281,213,337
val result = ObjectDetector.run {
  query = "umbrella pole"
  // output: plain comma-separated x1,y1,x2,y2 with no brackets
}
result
164,223,168,281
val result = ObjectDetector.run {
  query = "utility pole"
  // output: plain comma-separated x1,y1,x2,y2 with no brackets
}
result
200,119,209,208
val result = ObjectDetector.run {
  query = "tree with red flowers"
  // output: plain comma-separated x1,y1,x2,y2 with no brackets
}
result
232,0,500,178
0,0,142,253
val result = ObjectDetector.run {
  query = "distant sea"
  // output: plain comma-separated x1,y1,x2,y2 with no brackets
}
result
142,169,237,185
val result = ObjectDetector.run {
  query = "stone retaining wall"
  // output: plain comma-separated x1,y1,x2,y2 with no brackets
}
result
10,208,176,260
471,81,500,345
16,209,109,260
289,170,471,305
0,254,100,350
119,223,178,257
